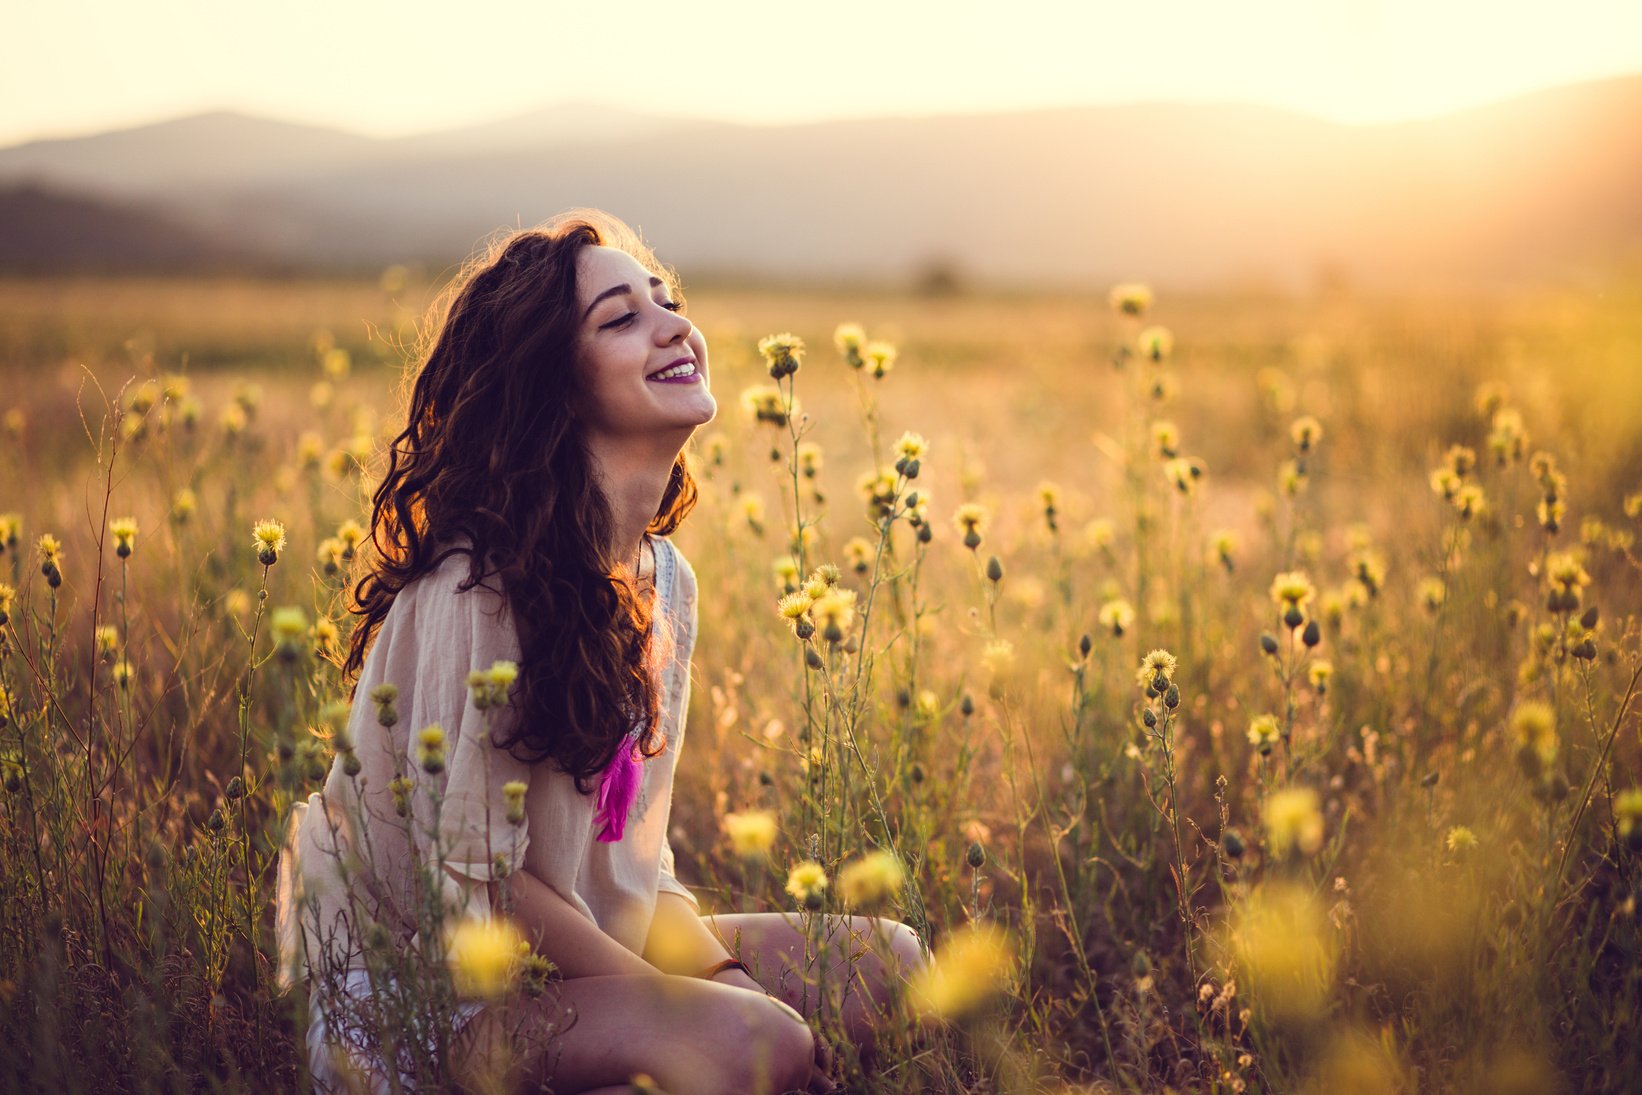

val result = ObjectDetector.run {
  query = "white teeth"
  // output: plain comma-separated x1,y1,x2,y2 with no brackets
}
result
649,362,697,380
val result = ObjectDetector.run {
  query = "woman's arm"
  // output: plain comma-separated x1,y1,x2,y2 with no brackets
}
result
468,866,661,980
644,890,765,995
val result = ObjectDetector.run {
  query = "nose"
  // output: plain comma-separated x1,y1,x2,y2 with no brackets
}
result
655,305,692,347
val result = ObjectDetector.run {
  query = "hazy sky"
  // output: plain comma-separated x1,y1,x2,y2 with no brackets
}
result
5,0,1641,145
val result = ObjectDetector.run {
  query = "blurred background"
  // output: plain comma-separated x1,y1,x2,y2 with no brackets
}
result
3,0,1640,293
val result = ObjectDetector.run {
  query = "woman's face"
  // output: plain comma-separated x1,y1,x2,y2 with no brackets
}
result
574,245,715,445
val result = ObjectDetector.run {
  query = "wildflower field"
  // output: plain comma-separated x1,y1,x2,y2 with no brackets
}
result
1,271,1640,1093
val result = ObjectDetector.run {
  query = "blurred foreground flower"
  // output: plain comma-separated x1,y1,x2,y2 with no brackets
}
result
785,860,828,908
906,924,1013,1020
447,917,524,999
1264,787,1324,857
839,850,905,908
723,810,777,859
1227,883,1336,1023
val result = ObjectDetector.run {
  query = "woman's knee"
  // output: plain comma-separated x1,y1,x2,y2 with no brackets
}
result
703,992,815,1094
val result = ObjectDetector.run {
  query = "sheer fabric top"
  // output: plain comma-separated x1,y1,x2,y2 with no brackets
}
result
288,536,698,975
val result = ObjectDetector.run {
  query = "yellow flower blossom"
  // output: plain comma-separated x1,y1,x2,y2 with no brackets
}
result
1263,787,1324,857
907,924,1013,1019
447,917,523,999
839,850,906,908
723,810,778,859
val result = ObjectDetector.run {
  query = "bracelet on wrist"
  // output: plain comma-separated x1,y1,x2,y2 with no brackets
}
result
695,957,751,981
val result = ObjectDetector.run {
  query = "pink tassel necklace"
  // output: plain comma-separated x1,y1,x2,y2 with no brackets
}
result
592,537,652,843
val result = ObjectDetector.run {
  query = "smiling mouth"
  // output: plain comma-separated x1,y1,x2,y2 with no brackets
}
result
647,360,698,381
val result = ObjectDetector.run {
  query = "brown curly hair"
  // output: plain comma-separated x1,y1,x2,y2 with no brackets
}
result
342,210,697,789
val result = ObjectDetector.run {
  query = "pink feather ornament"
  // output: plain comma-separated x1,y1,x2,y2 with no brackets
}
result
593,736,642,842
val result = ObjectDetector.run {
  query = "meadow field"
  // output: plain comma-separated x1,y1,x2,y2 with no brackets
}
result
0,271,1639,1093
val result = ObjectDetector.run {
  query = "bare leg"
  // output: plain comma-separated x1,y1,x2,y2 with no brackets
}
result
451,973,815,1095
703,913,926,1060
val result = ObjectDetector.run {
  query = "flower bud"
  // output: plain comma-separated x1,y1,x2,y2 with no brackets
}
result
1142,708,1157,729
1301,619,1322,648
966,841,986,868
225,776,245,801
1283,605,1305,630
1221,829,1246,858
1163,683,1181,709
1260,633,1279,656
985,556,1004,583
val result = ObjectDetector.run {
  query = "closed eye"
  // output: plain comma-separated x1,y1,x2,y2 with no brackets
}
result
599,312,637,330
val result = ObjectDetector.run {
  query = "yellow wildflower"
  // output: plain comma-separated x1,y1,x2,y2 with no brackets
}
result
907,924,1013,1019
1247,714,1281,757
839,850,906,908
863,340,896,379
1289,415,1323,454
1444,826,1478,853
1137,326,1173,361
447,917,523,999
252,519,286,565
1264,787,1324,857
785,861,828,906
833,323,866,368
1108,283,1153,317
1098,598,1136,637
723,810,778,859
757,332,804,379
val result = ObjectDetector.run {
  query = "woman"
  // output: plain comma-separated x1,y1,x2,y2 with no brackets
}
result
278,211,923,1094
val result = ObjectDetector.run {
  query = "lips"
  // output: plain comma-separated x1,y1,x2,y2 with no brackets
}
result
646,357,699,382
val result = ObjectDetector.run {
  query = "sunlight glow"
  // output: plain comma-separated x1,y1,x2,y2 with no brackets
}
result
3,0,1640,143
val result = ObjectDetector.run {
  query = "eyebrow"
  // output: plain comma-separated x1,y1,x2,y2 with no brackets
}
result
583,276,666,320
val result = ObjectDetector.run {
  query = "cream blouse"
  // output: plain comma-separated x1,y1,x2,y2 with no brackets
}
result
277,537,698,982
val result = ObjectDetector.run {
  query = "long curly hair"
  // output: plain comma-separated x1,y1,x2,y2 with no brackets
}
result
342,210,697,789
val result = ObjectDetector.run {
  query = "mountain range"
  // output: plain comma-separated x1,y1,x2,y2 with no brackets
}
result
2,79,1640,289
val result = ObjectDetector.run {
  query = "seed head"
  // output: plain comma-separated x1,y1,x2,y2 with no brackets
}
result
757,332,804,380
739,385,793,427
1511,702,1557,779
785,860,828,906
37,534,63,587
109,517,138,558
1289,416,1324,454
863,340,897,379
1269,571,1315,611
834,323,866,368
953,503,989,550
252,519,287,566
1098,598,1136,637
1614,788,1642,850
1136,649,1178,691
416,724,447,775
1247,714,1281,756
1137,326,1173,362
1108,283,1153,317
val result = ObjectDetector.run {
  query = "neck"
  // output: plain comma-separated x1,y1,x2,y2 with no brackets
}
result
588,434,686,571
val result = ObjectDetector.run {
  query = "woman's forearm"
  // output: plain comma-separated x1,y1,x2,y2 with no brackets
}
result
486,867,661,980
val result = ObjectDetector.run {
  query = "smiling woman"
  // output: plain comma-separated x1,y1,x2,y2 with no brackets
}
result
276,210,924,1095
